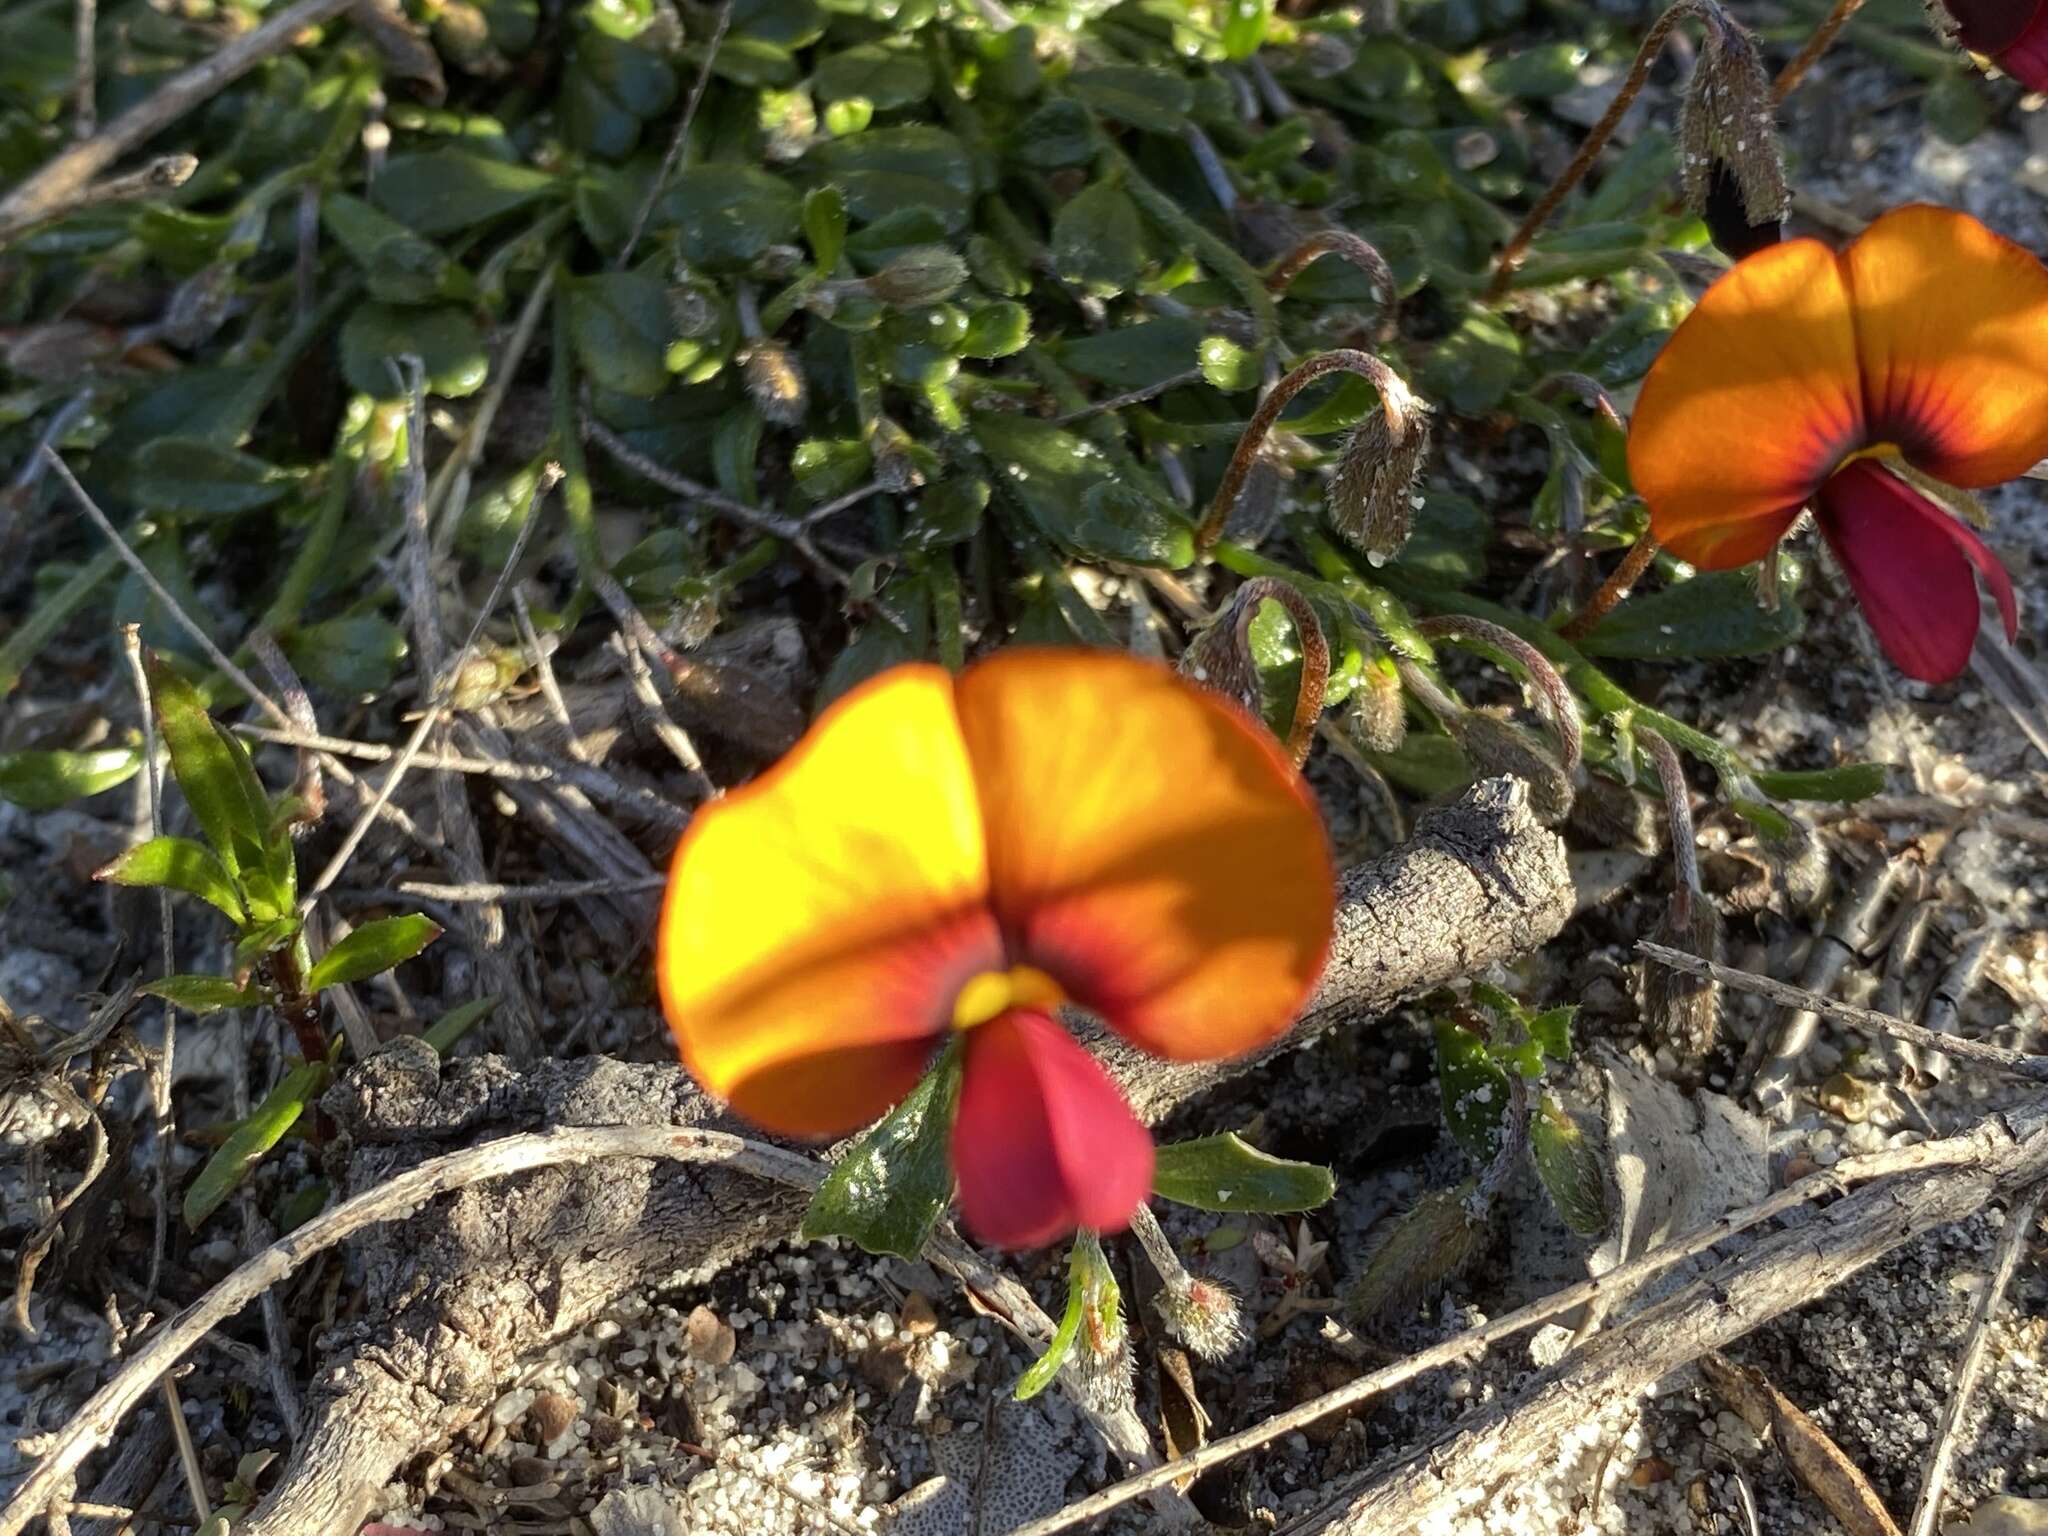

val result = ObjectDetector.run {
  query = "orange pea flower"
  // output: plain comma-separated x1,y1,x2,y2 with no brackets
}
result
1628,204,2046,683
657,649,1335,1250
1939,0,2048,91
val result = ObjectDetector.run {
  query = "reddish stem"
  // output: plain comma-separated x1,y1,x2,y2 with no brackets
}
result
1557,535,1660,642
1772,0,1865,101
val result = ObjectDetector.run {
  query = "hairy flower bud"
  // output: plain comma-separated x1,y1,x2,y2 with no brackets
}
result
1455,713,1573,825
1156,1276,1246,1362
1063,1238,1135,1415
739,340,808,427
1568,773,1665,855
1641,890,1724,1063
869,415,925,494
1680,10,1789,259
1328,372,1430,566
1345,654,1407,755
1344,1182,1488,1326
863,246,971,309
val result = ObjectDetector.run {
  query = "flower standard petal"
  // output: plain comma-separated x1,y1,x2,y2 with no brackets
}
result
1841,204,2048,489
952,648,1334,1064
1999,15,2048,88
951,1009,1155,1249
1942,0,2044,54
1628,236,1863,570
658,665,1003,1138
1816,461,2018,685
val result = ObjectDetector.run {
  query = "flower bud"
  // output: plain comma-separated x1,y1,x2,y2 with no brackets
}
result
1177,608,1263,722
1680,9,1788,260
1064,1237,1135,1416
869,415,925,493
1327,373,1430,567
1343,1182,1488,1326
1641,890,1724,1062
1345,654,1407,755
863,247,970,309
1156,1276,1246,1362
668,282,722,340
1568,773,1664,855
1454,713,1573,825
739,340,808,427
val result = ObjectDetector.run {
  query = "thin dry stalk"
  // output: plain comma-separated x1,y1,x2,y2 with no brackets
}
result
119,627,176,1299
1906,1183,2044,1536
1642,942,2048,1082
395,874,666,903
160,1378,210,1524
1773,0,1866,99
1558,535,1660,641
72,0,96,138
618,1,731,268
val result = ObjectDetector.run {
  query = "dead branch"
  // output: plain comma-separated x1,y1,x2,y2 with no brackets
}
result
1277,1098,2048,1535
152,777,1567,1536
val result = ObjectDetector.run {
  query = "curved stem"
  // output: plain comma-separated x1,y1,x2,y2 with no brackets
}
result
1557,534,1659,641
1266,229,1399,333
1485,0,1712,302
1416,614,1582,779
1194,349,1403,551
1638,725,1700,914
1772,0,1865,101
1230,577,1332,768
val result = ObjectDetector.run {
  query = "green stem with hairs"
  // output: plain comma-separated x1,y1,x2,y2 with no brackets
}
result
1101,142,1278,358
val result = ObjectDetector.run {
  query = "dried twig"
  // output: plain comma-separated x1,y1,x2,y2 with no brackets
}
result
119,627,176,1298
1699,1352,1902,1536
394,875,666,903
72,0,97,138
1906,1183,2044,1536
618,1,730,268
1641,943,2048,1083
0,1126,823,1536
0,0,352,232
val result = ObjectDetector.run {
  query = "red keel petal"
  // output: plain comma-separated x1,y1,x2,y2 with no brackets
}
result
950,1010,1154,1250
1816,461,2018,684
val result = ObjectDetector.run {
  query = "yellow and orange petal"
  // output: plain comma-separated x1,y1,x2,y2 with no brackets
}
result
953,648,1334,1063
1843,205,2048,490
1630,204,2048,571
658,665,1002,1138
1628,236,1862,569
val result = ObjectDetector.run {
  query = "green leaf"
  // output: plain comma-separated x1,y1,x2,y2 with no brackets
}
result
803,184,847,271
96,835,247,923
564,28,679,158
1479,42,1588,98
282,615,409,694
141,974,274,1015
372,149,559,237
814,43,932,108
1008,98,1097,169
792,437,872,501
800,1041,958,1260
0,747,140,809
422,996,499,1055
958,301,1030,359
972,413,1192,568
1221,0,1270,59
1531,1094,1607,1236
1068,65,1194,133
807,127,975,231
1435,1017,1512,1164
1421,310,1523,414
1051,180,1145,296
1924,70,1989,145
306,914,444,991
1058,316,1202,392
1152,1132,1335,1213
339,303,489,398
666,164,803,269
145,654,272,884
184,1061,329,1230
568,271,672,397
322,193,458,303
1014,1241,1089,1399
1748,762,1889,803
132,439,293,517
1579,566,1805,661
1527,1006,1575,1062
